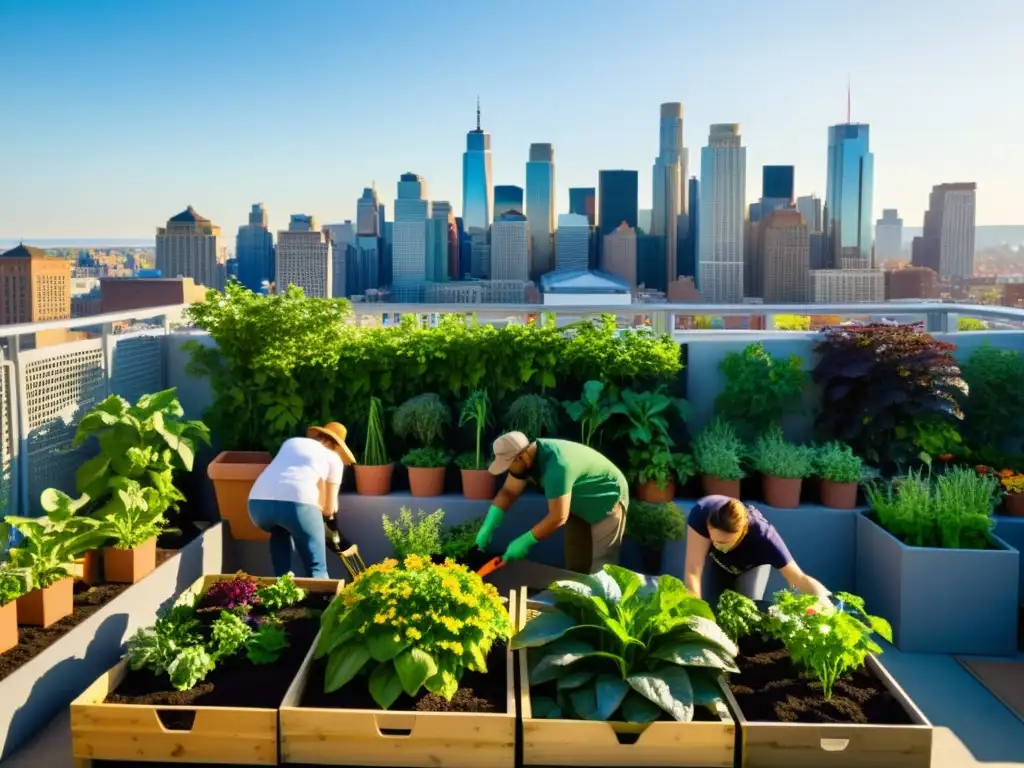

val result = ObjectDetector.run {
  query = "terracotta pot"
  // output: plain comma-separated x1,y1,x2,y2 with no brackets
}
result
72,550,102,586
701,475,741,499
820,479,859,510
354,463,395,496
461,468,496,500
208,451,272,541
640,545,663,576
0,601,16,654
762,476,803,508
1004,492,1024,517
407,466,445,497
103,537,157,584
17,577,73,628
637,480,675,504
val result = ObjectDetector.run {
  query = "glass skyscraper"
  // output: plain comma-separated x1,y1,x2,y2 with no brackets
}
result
462,101,493,233
526,143,555,277
494,185,524,219
598,170,639,238
698,124,746,302
825,123,874,269
762,166,794,202
569,187,596,226
235,203,274,292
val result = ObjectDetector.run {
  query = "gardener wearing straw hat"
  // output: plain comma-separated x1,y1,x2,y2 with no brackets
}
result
476,431,629,573
248,422,356,578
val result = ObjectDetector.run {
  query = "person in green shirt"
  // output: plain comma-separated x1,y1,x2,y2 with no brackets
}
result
475,431,629,573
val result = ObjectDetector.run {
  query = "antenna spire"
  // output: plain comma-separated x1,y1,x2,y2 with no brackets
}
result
476,95,481,130
847,76,851,124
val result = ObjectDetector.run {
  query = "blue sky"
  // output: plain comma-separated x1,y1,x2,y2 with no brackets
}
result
1,0,1019,239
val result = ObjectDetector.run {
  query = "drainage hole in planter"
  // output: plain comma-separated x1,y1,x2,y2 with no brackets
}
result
379,727,413,737
614,731,641,746
820,738,850,752
157,710,197,731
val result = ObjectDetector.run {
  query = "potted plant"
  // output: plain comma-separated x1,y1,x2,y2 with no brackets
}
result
505,393,560,439
354,396,393,496
92,480,169,583
748,428,814,508
0,568,27,654
562,380,618,446
611,387,690,502
815,440,864,509
394,393,452,497
693,419,746,498
997,468,1024,516
457,389,495,500
625,500,685,574
627,445,693,503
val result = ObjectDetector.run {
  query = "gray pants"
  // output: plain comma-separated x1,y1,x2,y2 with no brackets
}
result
702,562,771,610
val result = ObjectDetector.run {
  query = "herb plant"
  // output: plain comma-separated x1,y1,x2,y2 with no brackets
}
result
715,590,763,642
693,419,746,482
762,589,892,699
439,517,484,560
512,566,738,723
505,394,560,440
748,429,814,479
715,343,807,438
362,396,390,467
458,390,491,471
624,501,685,549
382,507,445,559
401,446,452,469
814,441,863,483
256,572,307,610
315,555,511,707
393,393,451,448
563,380,619,447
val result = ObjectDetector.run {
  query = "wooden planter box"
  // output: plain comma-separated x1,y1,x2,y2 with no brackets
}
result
517,593,736,767
279,590,518,767
721,654,933,768
70,574,343,766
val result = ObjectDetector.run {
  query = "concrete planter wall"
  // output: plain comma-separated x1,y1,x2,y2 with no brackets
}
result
0,522,225,761
993,516,1024,606
855,513,1020,655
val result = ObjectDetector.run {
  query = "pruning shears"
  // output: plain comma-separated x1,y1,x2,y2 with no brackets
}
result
476,556,505,579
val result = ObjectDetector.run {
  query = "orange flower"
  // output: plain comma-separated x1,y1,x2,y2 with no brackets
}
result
1000,469,1014,478
976,466,990,475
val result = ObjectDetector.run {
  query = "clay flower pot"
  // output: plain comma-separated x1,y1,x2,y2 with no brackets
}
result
72,550,102,586
407,467,445,497
207,451,272,540
17,577,73,628
461,469,495,500
637,480,675,504
820,479,859,510
0,601,16,654
701,475,741,499
1004,492,1024,517
354,463,395,496
103,537,157,584
762,476,803,508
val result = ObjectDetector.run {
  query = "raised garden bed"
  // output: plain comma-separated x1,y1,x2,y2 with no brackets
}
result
279,589,517,767
70,573,342,766
722,633,932,767
517,593,736,768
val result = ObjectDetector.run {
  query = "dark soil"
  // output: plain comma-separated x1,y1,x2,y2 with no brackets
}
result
0,582,129,682
104,592,334,726
299,645,507,713
155,520,203,566
728,634,913,724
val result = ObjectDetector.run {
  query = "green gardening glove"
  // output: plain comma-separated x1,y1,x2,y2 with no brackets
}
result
475,505,505,551
502,531,538,563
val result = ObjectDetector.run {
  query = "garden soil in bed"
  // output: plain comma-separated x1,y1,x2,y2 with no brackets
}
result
299,646,508,713
0,581,129,683
103,592,334,723
728,634,912,725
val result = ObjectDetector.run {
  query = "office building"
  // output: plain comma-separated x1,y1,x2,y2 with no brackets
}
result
426,203,453,283
555,214,590,271
494,185,524,221
875,209,903,263
913,183,977,279
811,269,884,302
351,237,379,297
603,222,638,288
638,209,652,234
235,204,274,292
825,123,874,269
324,221,355,298
797,194,823,233
357,186,381,237
698,124,746,302
0,243,71,323
652,103,687,286
156,206,222,290
637,235,667,293
763,165,794,203
569,187,596,226
393,172,430,284
462,100,493,232
276,214,331,298
470,230,490,279
682,176,699,280
491,211,530,281
599,170,639,238
428,201,458,281
886,266,940,300
761,209,810,303
526,143,556,277
101,276,206,313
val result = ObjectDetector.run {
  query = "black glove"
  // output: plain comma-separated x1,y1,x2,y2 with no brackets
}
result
324,516,342,554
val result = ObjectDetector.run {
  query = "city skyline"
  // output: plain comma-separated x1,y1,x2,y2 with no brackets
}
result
1,0,1019,238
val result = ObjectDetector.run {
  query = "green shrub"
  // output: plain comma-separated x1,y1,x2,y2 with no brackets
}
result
815,441,863,483
381,507,444,559
715,343,807,438
693,419,745,481
960,345,1024,449
625,501,685,548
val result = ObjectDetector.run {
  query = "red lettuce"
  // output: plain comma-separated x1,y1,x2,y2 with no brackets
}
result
202,575,259,610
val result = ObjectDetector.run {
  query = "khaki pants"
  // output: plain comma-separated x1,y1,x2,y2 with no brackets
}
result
563,502,626,574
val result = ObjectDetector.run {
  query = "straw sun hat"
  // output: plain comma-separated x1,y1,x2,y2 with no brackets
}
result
306,422,357,465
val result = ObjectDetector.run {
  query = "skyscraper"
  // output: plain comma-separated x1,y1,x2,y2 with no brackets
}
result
762,166,795,203
526,143,555,277
0,243,71,323
426,202,453,283
393,172,430,286
235,203,274,292
603,222,638,288
825,123,874,269
914,183,977,278
797,195,823,233
555,214,590,271
157,206,222,290
357,186,380,237
494,185,524,220
461,99,493,233
761,209,810,303
875,209,903,263
276,214,331,298
698,125,746,302
569,187,596,226
599,170,639,239
323,221,354,298
491,211,530,281
682,176,699,281
430,201,459,281
652,103,686,286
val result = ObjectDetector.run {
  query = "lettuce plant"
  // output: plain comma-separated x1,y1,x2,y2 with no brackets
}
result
715,590,763,642
511,566,738,723
202,573,260,610
256,572,306,610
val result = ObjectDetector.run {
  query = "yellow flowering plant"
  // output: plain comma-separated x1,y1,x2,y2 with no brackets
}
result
314,554,510,708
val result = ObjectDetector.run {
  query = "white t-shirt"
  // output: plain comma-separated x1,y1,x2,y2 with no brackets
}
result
249,437,344,507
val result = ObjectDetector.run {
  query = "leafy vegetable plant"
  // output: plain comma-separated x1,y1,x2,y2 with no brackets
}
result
715,590,763,642
511,566,738,723
0,567,28,606
202,573,260,610
562,380,619,447
247,620,290,664
256,572,307,611
625,502,685,549
382,507,445,559
315,555,510,708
